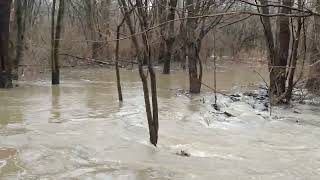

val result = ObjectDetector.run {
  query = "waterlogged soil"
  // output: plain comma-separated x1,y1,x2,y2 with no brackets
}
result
1,65,320,179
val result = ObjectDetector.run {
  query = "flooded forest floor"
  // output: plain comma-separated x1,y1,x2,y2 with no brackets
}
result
1,64,320,180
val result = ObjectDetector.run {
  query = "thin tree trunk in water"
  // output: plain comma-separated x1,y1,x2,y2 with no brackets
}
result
286,1,302,102
259,0,277,106
149,63,159,144
13,0,27,80
162,41,172,74
186,0,201,93
188,45,201,93
51,0,65,85
163,0,177,74
119,0,158,146
0,0,13,88
115,24,123,102
139,13,158,147
306,0,320,93
213,32,217,105
51,0,56,83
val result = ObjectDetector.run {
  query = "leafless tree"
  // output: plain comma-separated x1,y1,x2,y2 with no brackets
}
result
119,0,159,146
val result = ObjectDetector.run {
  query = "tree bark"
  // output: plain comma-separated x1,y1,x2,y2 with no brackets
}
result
86,0,100,60
115,23,123,102
101,0,111,59
13,0,27,80
286,0,303,102
119,0,159,146
259,0,293,104
269,0,292,102
306,0,320,94
136,0,159,146
186,0,202,93
158,0,167,64
51,0,65,85
163,0,178,74
0,0,13,88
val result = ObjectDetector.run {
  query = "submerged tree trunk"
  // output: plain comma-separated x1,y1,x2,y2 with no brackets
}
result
137,0,159,146
51,0,65,85
306,0,320,94
13,0,27,80
186,0,202,93
115,23,123,102
269,0,292,102
0,0,13,88
286,0,303,102
259,0,293,104
119,0,159,146
187,42,202,93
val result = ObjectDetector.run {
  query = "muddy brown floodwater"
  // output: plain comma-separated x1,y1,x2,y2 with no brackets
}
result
1,64,320,179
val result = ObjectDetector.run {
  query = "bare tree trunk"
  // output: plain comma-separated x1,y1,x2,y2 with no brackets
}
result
188,42,202,93
259,0,276,66
306,0,320,94
163,0,178,74
86,0,100,60
0,0,13,88
176,1,187,70
259,0,293,104
137,0,159,146
13,0,27,80
101,0,111,58
186,0,202,93
269,0,292,102
286,0,303,102
158,0,166,64
115,23,123,102
119,0,159,146
51,0,65,85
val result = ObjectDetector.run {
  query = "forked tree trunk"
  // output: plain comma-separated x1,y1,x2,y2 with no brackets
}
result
119,0,159,146
269,0,292,102
286,0,303,102
0,0,13,88
136,0,159,146
259,0,293,104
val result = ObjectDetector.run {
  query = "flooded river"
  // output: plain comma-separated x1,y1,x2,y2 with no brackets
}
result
1,64,320,179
